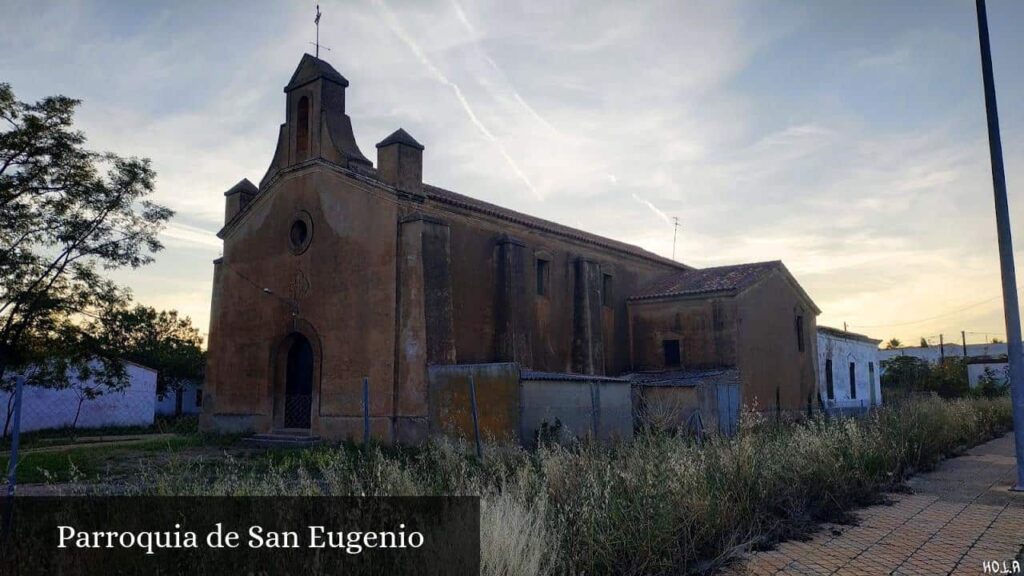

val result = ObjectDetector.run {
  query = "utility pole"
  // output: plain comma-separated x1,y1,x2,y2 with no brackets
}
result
940,334,945,362
976,0,1024,490
672,216,680,262
962,330,968,358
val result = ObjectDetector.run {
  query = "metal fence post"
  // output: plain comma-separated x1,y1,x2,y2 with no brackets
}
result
3,375,25,538
362,377,370,451
468,375,482,460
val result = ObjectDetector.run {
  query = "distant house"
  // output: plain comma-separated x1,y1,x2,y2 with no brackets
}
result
878,342,1009,388
817,326,882,413
0,360,157,434
155,380,203,417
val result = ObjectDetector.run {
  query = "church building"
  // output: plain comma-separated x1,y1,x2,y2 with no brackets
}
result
200,54,820,443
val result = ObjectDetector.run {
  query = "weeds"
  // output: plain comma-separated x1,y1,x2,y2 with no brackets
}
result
116,396,1012,576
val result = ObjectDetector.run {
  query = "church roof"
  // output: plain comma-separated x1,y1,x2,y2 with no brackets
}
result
629,261,784,300
223,178,258,197
376,128,425,150
422,183,684,268
285,53,349,91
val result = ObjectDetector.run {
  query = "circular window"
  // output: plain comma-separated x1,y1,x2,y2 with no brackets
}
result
288,211,313,254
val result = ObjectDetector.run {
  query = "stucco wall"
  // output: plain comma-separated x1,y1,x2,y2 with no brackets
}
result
817,330,882,409
0,362,157,433
427,363,521,444
204,167,400,441
967,362,1008,388
520,378,633,447
155,381,203,416
734,272,819,412
626,297,738,371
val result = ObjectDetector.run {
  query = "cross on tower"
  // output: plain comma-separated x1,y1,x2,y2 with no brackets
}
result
311,4,331,59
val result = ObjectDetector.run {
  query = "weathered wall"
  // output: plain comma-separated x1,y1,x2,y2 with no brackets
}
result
734,272,819,412
817,331,882,408
626,297,738,371
427,363,520,443
431,202,678,376
204,167,399,442
519,377,633,447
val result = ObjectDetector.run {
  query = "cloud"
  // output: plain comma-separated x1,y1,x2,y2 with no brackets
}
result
371,0,541,199
5,0,1023,346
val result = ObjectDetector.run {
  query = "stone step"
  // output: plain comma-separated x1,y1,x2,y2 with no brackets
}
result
241,433,323,449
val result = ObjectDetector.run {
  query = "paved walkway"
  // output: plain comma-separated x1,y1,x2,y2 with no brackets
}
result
726,434,1023,576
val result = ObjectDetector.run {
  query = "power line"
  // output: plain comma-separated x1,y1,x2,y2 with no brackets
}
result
848,295,1002,329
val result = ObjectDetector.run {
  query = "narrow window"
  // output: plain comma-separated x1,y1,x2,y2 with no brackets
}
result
868,362,875,388
663,339,681,368
849,362,857,399
602,274,613,307
195,388,203,407
825,359,834,400
795,315,805,352
296,96,310,156
536,258,549,296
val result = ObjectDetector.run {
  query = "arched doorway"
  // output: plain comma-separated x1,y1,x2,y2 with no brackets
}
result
284,334,314,429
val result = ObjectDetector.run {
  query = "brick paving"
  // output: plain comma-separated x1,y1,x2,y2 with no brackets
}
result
725,434,1023,576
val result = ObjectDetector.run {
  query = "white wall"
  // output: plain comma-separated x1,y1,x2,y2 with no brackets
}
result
968,362,1008,387
0,361,157,433
817,331,882,409
878,342,1008,367
155,380,203,416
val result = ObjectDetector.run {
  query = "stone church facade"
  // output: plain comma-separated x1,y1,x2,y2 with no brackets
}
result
200,55,820,443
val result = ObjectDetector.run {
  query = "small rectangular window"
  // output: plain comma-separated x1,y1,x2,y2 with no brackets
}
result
195,388,203,407
849,362,857,399
602,274,613,307
536,259,550,296
825,359,834,400
663,339,681,368
795,315,805,352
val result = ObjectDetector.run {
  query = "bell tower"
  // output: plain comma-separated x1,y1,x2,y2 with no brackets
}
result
260,54,373,188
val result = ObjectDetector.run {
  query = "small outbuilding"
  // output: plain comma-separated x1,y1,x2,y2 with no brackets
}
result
817,326,882,414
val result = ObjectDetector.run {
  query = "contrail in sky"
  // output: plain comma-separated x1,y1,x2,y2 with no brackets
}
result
450,0,561,136
372,0,541,199
631,193,673,225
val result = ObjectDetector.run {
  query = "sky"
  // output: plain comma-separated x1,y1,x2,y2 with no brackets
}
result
2,0,1024,348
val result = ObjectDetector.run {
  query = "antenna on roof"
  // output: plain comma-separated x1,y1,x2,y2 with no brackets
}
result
672,216,680,261
311,4,331,59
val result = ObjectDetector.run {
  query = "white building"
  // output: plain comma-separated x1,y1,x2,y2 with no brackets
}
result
0,360,157,433
155,380,203,417
817,326,883,413
879,342,1009,388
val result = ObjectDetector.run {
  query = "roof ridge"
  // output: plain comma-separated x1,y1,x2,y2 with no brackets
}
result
423,183,688,269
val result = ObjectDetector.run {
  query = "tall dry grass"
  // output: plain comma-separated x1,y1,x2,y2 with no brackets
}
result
122,396,1013,575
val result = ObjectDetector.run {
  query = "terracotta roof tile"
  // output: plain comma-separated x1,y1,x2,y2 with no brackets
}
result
629,261,782,300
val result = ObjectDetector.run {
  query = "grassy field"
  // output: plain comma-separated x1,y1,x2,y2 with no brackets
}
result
10,397,1014,575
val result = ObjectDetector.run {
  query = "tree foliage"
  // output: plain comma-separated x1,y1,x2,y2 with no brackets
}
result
92,304,205,396
880,355,970,399
0,82,172,388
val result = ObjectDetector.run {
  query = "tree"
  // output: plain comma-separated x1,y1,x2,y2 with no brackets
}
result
0,83,171,386
992,337,1003,344
919,337,929,348
885,338,901,350
92,304,205,415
